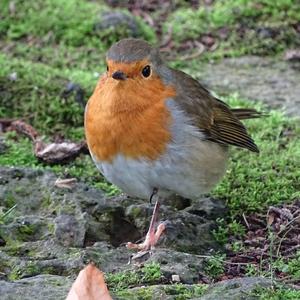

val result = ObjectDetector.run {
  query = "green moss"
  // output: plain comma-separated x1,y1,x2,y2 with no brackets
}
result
213,95,300,217
164,284,208,299
0,0,155,48
166,0,300,58
141,262,162,283
2,191,17,209
8,261,56,280
0,54,90,137
251,285,300,300
0,133,119,194
114,284,208,300
2,241,23,256
213,218,246,245
106,262,162,292
204,254,226,279
0,135,38,167
274,252,300,280
115,287,154,300
17,224,35,236
1,41,106,74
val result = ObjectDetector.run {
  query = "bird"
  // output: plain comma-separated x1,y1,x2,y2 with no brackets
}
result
84,38,261,253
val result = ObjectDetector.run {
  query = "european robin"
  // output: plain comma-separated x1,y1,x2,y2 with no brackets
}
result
84,38,261,253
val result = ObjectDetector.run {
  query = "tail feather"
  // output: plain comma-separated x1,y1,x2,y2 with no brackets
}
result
232,108,263,120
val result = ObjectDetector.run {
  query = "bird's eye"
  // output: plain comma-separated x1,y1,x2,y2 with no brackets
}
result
106,65,109,72
142,65,151,78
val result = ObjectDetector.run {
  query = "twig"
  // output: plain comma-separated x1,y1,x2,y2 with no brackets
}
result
243,213,250,229
276,226,293,257
180,41,205,61
160,25,173,48
278,215,300,236
282,244,300,255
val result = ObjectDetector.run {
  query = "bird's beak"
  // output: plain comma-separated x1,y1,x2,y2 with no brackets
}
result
112,70,127,80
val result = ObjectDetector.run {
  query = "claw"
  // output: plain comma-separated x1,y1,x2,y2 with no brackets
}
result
126,222,166,251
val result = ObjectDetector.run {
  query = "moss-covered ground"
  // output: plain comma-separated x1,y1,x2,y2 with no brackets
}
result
1,0,300,299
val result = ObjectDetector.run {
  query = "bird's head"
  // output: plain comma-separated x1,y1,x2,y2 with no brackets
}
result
106,38,163,81
101,39,175,112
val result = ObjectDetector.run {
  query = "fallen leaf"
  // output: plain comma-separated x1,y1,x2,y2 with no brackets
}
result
35,140,87,164
0,119,88,164
284,49,300,61
267,212,275,226
55,178,77,189
66,264,112,300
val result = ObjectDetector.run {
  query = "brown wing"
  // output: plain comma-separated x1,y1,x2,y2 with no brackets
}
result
172,70,260,153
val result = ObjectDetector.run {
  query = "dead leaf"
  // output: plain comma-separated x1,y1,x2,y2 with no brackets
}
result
55,178,77,189
0,119,88,164
267,212,275,226
66,264,112,300
35,140,87,164
284,49,300,61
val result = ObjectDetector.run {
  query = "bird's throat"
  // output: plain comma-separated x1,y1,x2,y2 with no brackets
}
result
85,75,176,162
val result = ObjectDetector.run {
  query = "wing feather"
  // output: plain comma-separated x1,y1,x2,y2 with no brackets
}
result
172,69,261,152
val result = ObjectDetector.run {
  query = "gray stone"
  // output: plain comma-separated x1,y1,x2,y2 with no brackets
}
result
148,249,206,284
0,166,227,297
125,197,225,253
54,214,87,247
195,56,300,117
0,215,53,243
116,277,272,300
95,11,140,37
199,277,272,300
0,275,73,300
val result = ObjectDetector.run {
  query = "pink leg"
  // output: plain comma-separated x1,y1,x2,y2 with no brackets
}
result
126,197,165,251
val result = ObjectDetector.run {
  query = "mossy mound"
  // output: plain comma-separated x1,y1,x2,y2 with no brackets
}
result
0,0,156,48
166,0,300,58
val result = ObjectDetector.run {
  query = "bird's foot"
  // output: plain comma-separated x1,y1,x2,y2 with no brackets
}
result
127,190,165,262
126,222,166,251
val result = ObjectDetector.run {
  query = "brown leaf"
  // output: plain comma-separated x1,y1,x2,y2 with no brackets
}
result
0,119,88,164
35,140,87,164
284,49,300,61
66,264,112,300
55,178,77,189
267,212,275,226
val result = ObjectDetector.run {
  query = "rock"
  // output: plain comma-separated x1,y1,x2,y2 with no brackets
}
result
61,82,85,108
284,49,300,62
54,214,87,247
0,215,53,243
94,11,140,37
0,274,73,300
171,274,181,282
197,56,300,116
125,197,225,253
116,277,272,300
148,249,206,284
0,166,226,296
0,265,243,300
199,277,272,300
256,27,278,39
0,167,281,299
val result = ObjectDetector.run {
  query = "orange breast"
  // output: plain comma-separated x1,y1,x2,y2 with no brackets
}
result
84,74,176,162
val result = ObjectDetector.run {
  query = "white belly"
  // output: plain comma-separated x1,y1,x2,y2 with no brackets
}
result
91,100,228,200
93,140,227,200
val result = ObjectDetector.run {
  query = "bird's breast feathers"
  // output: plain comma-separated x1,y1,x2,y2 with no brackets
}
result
85,86,228,199
84,74,176,162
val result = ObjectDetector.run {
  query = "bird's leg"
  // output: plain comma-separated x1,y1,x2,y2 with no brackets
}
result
126,189,165,251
